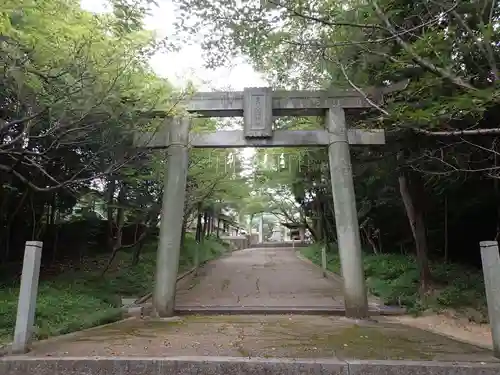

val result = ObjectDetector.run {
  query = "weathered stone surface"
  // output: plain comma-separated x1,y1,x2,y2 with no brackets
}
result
135,129,385,149
183,87,383,117
121,298,138,307
12,242,43,354
0,357,348,375
174,306,405,316
1,357,500,375
247,241,309,248
9,314,496,360
219,235,249,250
153,117,190,317
347,360,500,375
326,107,367,319
243,87,273,138
174,247,358,309
480,240,500,357
123,306,142,318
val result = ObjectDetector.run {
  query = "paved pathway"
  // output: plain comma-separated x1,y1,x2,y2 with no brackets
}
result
175,247,379,309
25,314,496,360
19,247,496,360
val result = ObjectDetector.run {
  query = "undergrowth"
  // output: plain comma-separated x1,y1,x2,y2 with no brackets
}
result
301,243,487,321
0,233,228,344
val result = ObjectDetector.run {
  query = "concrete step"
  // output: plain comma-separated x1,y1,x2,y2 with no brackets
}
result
2,357,499,375
174,305,407,316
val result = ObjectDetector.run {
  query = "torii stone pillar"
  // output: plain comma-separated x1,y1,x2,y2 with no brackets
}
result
153,117,190,317
327,107,368,318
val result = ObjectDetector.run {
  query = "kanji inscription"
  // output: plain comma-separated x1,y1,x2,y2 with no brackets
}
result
243,87,272,138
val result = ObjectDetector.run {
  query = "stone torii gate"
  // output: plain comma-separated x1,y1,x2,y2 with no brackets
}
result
136,86,393,319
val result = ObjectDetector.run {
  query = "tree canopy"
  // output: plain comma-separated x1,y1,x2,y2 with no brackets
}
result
0,0,251,271
171,0,500,294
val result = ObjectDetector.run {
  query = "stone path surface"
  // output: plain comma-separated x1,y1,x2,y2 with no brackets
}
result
175,247,379,309
24,315,497,361
14,247,497,360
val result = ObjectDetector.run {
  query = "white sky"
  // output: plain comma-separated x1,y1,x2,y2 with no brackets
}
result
81,0,264,163
80,0,268,90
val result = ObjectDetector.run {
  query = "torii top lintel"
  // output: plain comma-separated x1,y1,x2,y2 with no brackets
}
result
134,83,406,149
183,86,384,118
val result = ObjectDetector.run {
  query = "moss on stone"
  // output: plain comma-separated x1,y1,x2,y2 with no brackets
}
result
37,314,494,361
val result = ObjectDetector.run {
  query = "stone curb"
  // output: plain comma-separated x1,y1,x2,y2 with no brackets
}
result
294,251,383,304
131,246,237,307
294,250,407,316
293,250,404,311
130,265,200,306
0,356,499,374
294,250,344,284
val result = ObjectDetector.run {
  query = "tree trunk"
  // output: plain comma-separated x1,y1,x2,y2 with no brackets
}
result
114,185,126,248
196,205,203,243
45,202,51,226
106,178,117,252
314,197,323,242
315,216,323,242
398,171,432,296
248,213,255,235
102,183,126,275
202,211,209,239
362,224,379,254
207,212,212,237
320,204,329,246
131,242,144,266
131,223,142,266
324,198,337,249
50,193,57,225
305,219,318,242
444,195,448,262
180,216,188,249
209,211,214,236
52,211,61,263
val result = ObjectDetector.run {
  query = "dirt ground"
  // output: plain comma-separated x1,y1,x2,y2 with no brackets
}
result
388,311,493,350
23,315,496,361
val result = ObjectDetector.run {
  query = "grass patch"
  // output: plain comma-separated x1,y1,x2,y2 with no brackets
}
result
0,233,229,344
301,243,487,320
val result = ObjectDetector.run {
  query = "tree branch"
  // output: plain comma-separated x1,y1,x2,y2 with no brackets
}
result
372,0,477,91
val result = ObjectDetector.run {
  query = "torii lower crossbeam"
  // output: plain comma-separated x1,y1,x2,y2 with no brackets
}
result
135,129,385,149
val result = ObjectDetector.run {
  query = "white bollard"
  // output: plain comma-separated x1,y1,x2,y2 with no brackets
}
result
12,241,43,354
321,246,327,277
480,240,500,358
